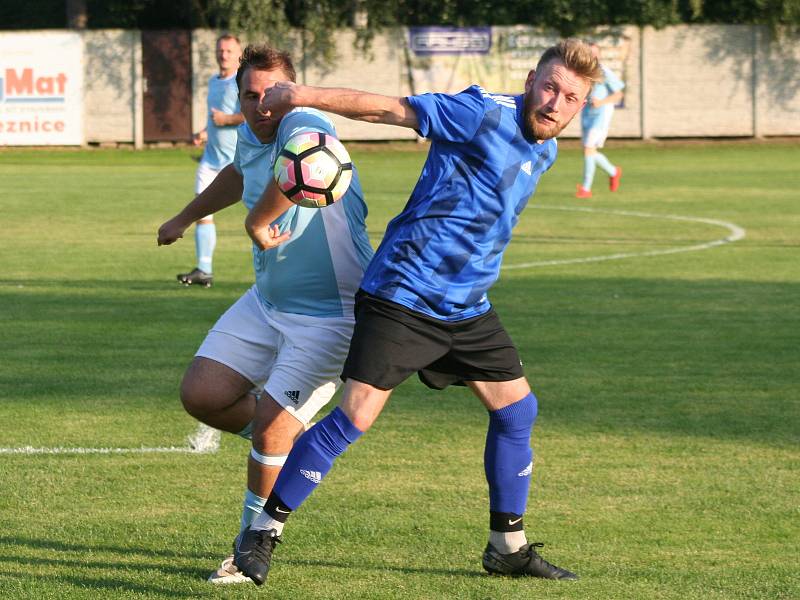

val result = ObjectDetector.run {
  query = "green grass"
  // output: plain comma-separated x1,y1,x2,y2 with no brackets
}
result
0,140,798,599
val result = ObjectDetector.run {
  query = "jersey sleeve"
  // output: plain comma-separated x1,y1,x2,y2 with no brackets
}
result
603,66,625,94
276,109,337,152
406,86,485,143
232,124,246,174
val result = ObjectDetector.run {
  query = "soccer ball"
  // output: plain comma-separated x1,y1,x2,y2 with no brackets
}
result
273,131,353,208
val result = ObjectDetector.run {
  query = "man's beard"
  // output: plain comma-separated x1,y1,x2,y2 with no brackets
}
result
522,92,564,141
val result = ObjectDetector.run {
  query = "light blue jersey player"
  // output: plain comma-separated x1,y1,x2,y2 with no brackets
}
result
234,111,373,319
236,39,603,587
177,34,245,287
157,44,372,585
200,72,241,170
576,43,625,198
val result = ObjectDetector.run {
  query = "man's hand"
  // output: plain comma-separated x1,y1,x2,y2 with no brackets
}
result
210,108,228,126
258,81,299,121
193,129,208,146
158,216,191,246
247,223,292,251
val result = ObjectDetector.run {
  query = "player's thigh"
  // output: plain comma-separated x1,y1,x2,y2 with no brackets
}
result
193,286,280,397
583,126,608,149
263,311,355,425
419,309,523,389
342,293,451,391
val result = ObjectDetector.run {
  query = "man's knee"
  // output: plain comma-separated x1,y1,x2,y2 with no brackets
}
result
179,357,253,419
180,376,217,419
339,380,391,432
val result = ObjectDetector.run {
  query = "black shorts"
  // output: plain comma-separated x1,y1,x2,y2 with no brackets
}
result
341,291,524,391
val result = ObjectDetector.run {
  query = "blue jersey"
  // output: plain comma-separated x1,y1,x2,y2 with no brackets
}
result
201,74,240,169
360,85,557,321
233,109,373,318
582,64,625,132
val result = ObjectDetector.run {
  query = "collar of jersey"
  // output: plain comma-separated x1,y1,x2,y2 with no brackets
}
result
240,122,263,145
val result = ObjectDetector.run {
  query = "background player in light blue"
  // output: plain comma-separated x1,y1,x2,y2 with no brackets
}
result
235,39,602,586
157,44,372,584
576,41,625,199
177,34,244,287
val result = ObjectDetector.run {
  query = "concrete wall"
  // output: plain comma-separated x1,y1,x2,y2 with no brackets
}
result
303,29,416,141
644,25,755,137
10,25,798,144
756,28,800,136
181,24,800,142
82,29,139,144
191,29,221,136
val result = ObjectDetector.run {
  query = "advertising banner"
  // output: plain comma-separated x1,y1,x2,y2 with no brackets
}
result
406,26,631,101
0,32,84,145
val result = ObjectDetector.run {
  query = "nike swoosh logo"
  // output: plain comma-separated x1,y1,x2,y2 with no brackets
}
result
275,507,290,513
508,517,523,526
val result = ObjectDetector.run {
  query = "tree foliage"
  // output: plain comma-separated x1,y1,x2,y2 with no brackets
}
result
0,0,797,60
202,0,799,61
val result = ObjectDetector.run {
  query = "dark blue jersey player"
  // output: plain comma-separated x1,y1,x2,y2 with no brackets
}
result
361,84,557,321
238,38,603,586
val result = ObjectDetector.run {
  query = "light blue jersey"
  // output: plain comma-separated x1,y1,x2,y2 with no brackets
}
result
233,109,373,318
582,64,625,133
201,74,240,169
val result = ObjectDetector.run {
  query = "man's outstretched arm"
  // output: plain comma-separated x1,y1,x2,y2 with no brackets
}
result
259,82,419,130
157,164,243,246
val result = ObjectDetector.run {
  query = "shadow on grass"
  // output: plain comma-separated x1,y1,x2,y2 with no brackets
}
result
0,535,482,591
0,537,207,598
0,570,197,598
0,276,797,448
0,535,210,560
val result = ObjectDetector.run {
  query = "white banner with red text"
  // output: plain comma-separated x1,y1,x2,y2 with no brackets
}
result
0,32,84,146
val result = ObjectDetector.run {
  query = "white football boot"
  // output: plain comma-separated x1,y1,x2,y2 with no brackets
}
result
207,554,253,584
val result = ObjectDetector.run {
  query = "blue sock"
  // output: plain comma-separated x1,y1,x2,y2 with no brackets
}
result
195,222,216,273
594,152,616,176
484,393,538,515
240,488,267,533
271,406,363,511
582,154,596,190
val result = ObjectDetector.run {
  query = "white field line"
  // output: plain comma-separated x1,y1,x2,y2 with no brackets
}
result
502,206,746,270
0,422,221,455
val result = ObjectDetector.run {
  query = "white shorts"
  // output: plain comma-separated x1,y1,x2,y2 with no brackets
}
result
195,285,354,424
582,126,609,149
195,161,221,195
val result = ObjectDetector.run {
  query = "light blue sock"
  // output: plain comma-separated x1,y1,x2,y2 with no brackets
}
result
582,155,596,190
594,152,616,176
240,488,267,533
195,222,216,274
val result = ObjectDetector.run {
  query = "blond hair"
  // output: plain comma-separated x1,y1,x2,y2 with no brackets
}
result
536,38,603,85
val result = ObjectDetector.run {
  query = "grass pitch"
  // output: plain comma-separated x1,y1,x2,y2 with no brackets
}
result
0,140,797,599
